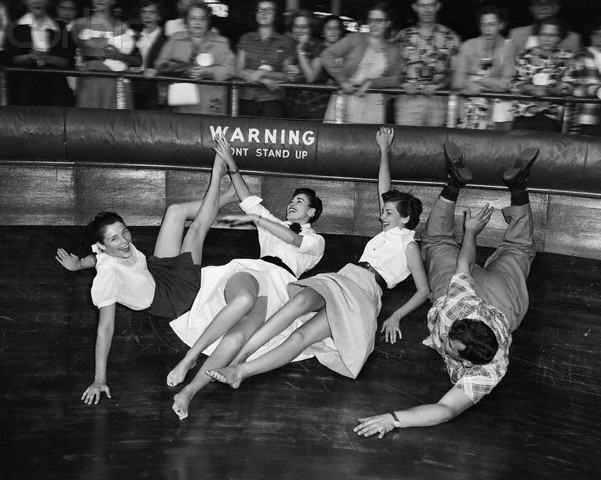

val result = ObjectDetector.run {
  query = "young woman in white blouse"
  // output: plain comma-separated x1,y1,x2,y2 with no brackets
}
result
169,135,325,420
207,127,430,387
56,152,234,405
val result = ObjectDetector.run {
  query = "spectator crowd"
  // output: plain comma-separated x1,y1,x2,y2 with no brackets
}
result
2,0,601,135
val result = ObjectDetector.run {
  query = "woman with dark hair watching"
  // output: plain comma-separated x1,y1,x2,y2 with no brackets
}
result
154,2,234,114
3,0,75,105
207,127,429,390
453,6,515,130
321,3,402,123
236,0,294,118
287,13,345,120
55,146,236,405
511,17,572,132
168,135,325,420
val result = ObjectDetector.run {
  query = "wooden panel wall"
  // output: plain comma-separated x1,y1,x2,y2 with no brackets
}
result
0,164,599,259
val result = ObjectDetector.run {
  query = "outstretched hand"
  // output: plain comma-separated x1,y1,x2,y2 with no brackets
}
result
56,248,80,271
463,204,494,235
376,127,394,153
221,214,257,227
354,414,397,439
212,134,236,170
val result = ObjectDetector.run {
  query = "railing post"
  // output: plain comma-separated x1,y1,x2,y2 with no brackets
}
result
334,91,345,124
116,77,131,110
230,83,239,117
446,92,459,128
0,70,8,106
561,100,573,135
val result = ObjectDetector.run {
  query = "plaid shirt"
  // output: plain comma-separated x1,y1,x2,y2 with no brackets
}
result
423,273,511,404
563,48,601,126
394,24,460,88
512,46,572,119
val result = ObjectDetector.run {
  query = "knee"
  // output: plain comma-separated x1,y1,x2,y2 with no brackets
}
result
221,330,248,352
289,289,319,312
164,203,187,223
228,289,257,313
288,327,312,347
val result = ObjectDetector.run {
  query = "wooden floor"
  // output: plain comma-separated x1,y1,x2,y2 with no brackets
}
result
1,226,600,480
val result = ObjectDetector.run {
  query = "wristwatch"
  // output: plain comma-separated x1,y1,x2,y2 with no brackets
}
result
390,412,401,429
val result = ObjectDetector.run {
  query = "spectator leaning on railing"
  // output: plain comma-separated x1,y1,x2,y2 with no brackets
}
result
154,2,234,115
3,0,75,106
0,0,10,64
71,0,142,109
393,0,460,127
321,2,401,124
236,0,293,119
562,17,601,137
452,6,515,130
511,17,572,133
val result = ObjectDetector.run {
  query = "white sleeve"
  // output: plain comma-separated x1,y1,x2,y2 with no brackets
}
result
298,232,325,257
91,267,122,308
239,195,281,224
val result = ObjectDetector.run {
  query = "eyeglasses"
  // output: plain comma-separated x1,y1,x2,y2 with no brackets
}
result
293,24,310,30
256,7,275,14
367,18,386,25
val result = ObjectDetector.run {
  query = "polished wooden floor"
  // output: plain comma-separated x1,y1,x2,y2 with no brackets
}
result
1,226,600,480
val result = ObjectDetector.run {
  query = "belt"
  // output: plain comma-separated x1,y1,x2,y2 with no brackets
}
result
260,256,296,278
356,262,387,290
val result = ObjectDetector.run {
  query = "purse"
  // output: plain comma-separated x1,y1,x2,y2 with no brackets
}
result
167,82,200,107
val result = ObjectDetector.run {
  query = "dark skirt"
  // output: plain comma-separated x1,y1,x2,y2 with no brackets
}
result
144,252,202,319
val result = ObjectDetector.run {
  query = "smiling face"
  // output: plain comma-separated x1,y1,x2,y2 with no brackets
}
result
256,1,276,28
27,0,48,18
97,222,133,259
292,15,311,43
380,201,408,232
141,4,160,30
366,8,389,39
286,194,315,224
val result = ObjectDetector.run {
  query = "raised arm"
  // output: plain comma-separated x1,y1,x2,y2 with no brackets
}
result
81,303,116,405
212,134,252,201
56,249,97,271
456,204,493,275
376,126,394,213
354,384,474,438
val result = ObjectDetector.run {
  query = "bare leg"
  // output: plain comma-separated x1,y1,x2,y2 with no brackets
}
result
171,297,267,420
154,183,238,259
207,310,332,388
230,287,326,365
166,272,261,387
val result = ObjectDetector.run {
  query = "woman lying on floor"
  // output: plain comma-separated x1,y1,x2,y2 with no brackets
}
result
207,127,430,388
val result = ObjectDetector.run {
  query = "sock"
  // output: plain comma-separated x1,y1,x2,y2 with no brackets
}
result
511,187,529,206
441,184,461,202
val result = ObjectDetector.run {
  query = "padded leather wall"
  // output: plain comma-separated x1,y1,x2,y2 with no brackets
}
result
1,106,601,195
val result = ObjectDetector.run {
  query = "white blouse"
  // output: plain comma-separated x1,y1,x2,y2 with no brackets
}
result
91,244,156,310
359,227,416,289
239,196,325,277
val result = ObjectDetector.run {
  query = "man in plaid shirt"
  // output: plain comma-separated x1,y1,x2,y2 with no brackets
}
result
563,18,601,136
356,143,538,438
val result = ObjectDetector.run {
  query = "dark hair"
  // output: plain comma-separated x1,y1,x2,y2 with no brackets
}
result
533,17,567,40
185,2,212,27
139,0,164,18
367,2,390,21
87,212,127,244
321,14,345,39
289,8,314,32
381,190,422,230
476,5,507,26
449,318,499,365
585,16,601,44
293,188,323,224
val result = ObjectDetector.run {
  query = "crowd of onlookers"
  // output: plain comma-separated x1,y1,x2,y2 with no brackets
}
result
2,0,601,135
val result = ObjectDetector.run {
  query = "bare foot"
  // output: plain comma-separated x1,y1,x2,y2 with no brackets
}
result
206,366,244,389
172,387,194,420
166,359,196,387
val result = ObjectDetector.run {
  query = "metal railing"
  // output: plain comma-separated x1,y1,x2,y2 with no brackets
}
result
1,65,600,134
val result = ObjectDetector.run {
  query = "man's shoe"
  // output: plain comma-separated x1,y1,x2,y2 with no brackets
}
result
503,148,539,189
444,141,473,186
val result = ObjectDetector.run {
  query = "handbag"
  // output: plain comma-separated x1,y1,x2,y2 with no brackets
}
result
167,82,200,107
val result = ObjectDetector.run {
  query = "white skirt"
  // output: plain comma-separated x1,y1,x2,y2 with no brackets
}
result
170,258,313,362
